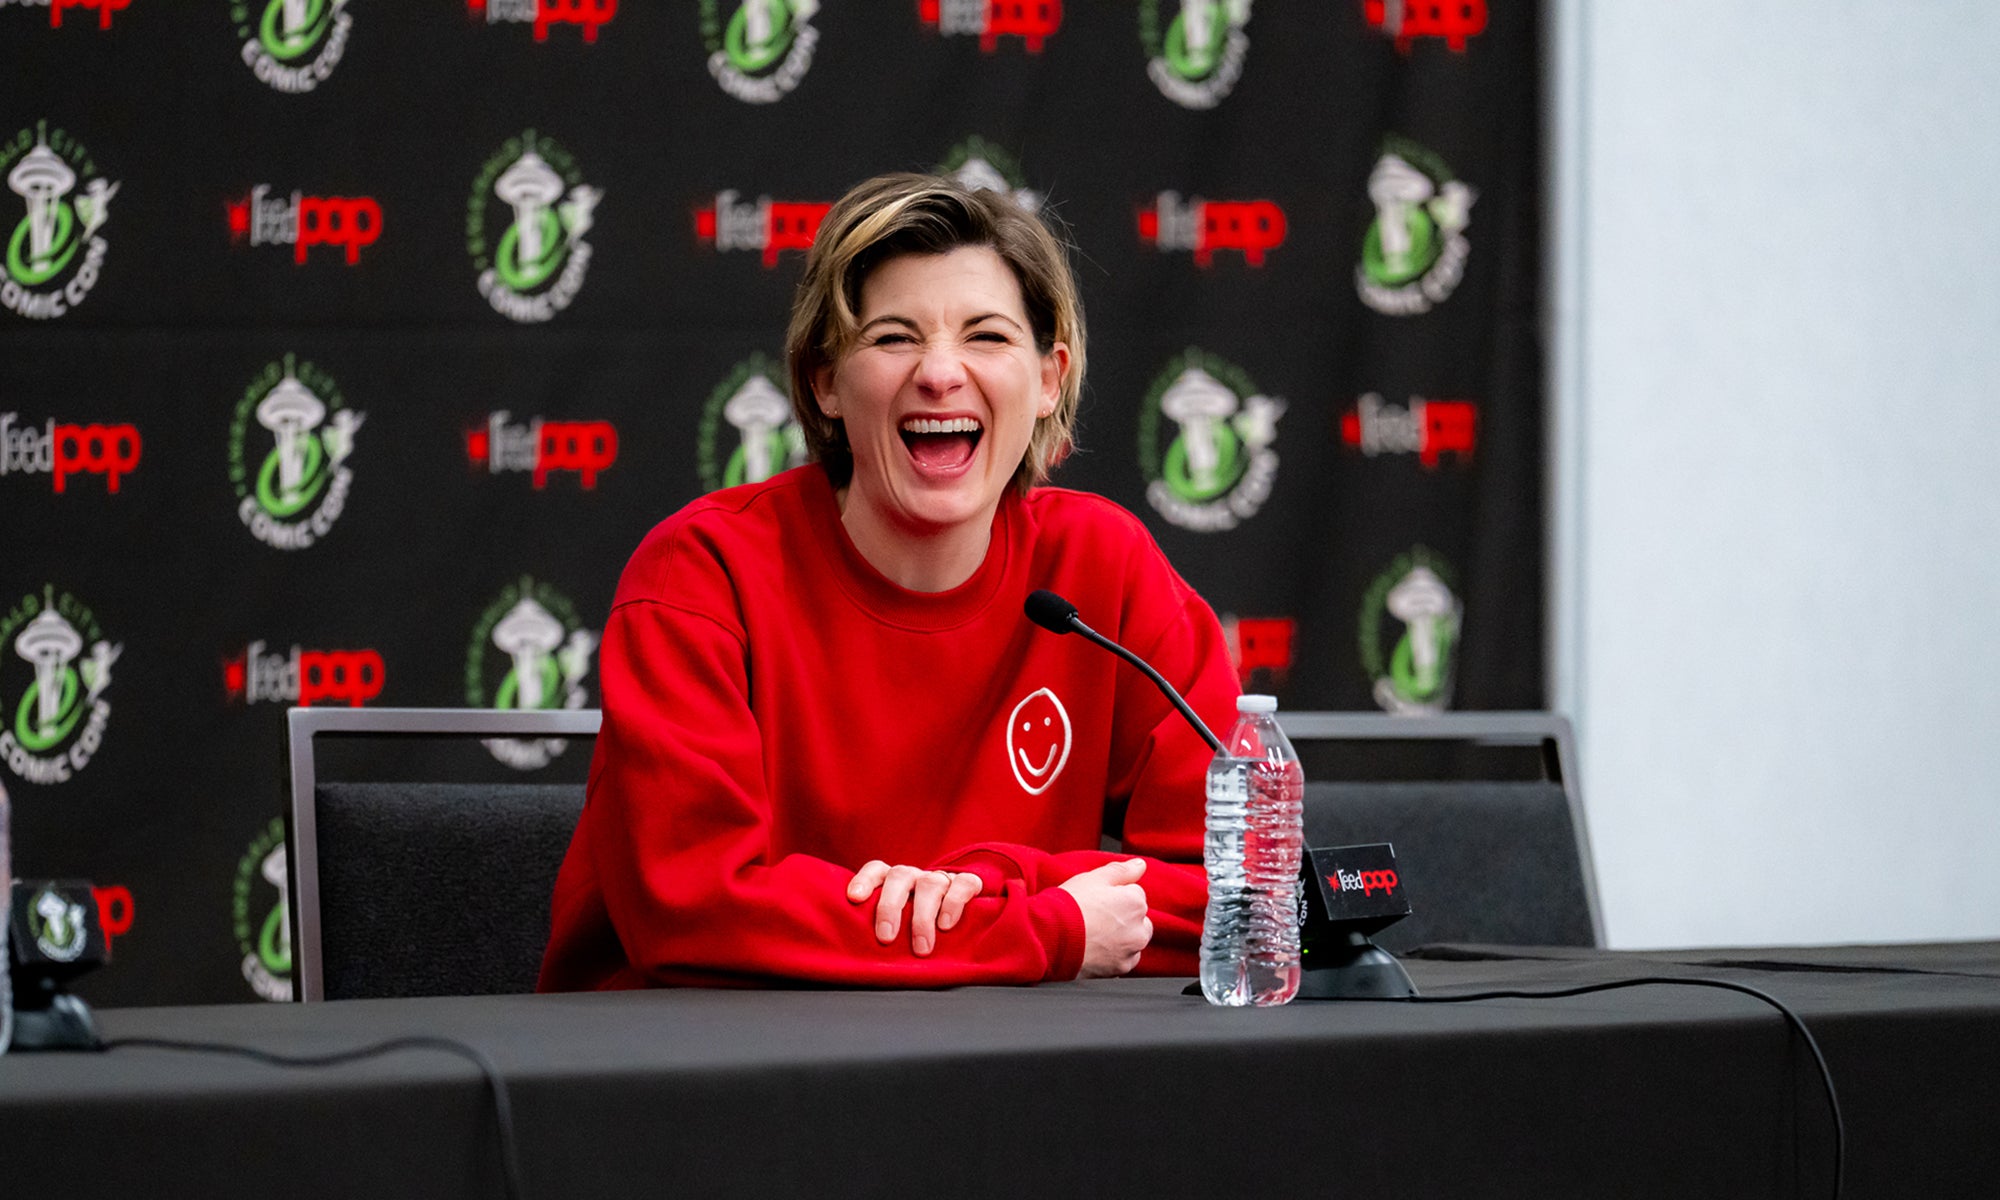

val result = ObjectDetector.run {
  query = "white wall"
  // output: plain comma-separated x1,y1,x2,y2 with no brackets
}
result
1550,1,2000,947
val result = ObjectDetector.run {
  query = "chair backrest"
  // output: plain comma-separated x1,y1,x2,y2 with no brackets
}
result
1278,712,1602,950
287,707,600,1002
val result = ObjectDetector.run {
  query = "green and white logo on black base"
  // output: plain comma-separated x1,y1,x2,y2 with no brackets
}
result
1,121,115,322
0,586,119,788
466,577,598,771
1356,136,1476,317
1359,546,1461,714
227,354,364,552
233,817,293,1002
233,0,354,94
1137,347,1285,533
1140,0,1252,110
467,131,601,324
702,0,819,103
697,353,806,492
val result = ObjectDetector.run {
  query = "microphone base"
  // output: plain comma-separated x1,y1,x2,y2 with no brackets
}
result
8,992,102,1052
1294,934,1419,1001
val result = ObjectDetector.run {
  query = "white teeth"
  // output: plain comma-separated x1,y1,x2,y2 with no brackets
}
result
900,417,982,434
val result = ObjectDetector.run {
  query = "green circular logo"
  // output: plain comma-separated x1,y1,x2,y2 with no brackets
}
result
0,586,117,787
1358,547,1462,714
233,818,293,1001
697,353,806,492
259,0,333,60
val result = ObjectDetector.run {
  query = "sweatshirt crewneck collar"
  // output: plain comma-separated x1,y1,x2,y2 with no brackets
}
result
803,464,1017,632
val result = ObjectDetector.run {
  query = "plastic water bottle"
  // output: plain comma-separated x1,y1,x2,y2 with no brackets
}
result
1200,694,1304,1007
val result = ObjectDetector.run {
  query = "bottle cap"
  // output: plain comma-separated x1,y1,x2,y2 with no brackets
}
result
1235,694,1277,713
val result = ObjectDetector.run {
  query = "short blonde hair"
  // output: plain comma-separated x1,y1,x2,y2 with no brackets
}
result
786,172,1086,492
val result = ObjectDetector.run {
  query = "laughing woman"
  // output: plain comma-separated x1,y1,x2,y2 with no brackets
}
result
538,173,1240,990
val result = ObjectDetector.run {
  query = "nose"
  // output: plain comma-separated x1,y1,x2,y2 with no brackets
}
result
912,341,967,399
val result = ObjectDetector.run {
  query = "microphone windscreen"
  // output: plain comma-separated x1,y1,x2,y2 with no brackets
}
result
1024,589,1080,634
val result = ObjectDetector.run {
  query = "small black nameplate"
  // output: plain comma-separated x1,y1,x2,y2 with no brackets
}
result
1301,843,1409,941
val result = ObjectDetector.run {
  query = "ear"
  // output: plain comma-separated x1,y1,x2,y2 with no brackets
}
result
1037,343,1070,420
812,362,840,419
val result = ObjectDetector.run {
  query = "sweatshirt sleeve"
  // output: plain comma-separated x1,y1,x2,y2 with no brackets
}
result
574,593,1087,988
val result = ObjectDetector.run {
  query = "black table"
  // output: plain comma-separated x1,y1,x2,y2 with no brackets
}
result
5,944,1999,1199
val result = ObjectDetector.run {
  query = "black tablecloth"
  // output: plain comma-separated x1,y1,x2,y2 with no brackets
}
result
4,944,1999,1199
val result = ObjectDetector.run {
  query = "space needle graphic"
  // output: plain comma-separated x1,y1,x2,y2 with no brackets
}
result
495,150,566,289
1159,365,1240,499
8,138,76,284
257,370,327,516
493,598,564,710
724,374,793,485
15,610,83,747
1384,565,1458,705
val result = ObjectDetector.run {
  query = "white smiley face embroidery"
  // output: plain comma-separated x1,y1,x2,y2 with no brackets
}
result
1006,687,1073,795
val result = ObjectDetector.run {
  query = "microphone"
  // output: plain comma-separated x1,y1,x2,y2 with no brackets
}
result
1024,589,1222,754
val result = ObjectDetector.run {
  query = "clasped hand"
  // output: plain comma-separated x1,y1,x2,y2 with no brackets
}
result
846,857,1153,977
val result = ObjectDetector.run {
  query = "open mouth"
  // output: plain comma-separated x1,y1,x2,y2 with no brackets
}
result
899,416,983,474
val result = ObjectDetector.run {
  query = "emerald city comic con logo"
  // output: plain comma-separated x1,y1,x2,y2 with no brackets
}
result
227,354,364,551
0,587,119,787
1360,546,1462,715
233,0,354,94
697,354,805,491
1140,0,1252,110
936,138,1041,211
465,578,598,771
26,885,88,962
233,818,292,1001
467,132,601,324
1136,349,1285,532
1357,137,1476,317
702,0,819,104
1,122,115,322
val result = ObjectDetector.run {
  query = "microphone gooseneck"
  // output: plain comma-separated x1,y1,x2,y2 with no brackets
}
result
1022,590,1224,754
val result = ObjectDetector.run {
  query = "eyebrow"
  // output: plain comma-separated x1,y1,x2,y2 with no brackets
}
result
858,312,1026,334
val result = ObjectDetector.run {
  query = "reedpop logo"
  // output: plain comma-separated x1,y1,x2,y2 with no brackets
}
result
467,411,619,489
0,0,130,29
1,122,115,321
1137,192,1285,267
224,641,385,707
1341,393,1477,468
694,191,831,267
1362,0,1485,53
0,412,140,492
234,0,354,93
228,185,381,265
919,0,1060,53
467,132,600,323
468,0,616,42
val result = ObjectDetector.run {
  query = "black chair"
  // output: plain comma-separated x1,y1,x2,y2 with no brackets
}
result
1279,712,1602,951
286,707,599,1001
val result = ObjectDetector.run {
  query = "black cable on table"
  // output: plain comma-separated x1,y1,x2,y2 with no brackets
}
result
1365,976,1844,1200
100,1034,524,1200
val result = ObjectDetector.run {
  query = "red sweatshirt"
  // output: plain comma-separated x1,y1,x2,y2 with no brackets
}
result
537,465,1240,990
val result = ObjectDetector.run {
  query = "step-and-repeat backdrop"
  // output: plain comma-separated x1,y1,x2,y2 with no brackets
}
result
1,0,1541,1005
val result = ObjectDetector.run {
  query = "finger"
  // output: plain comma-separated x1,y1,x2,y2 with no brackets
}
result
1088,857,1146,885
847,860,891,903
1139,916,1155,946
909,871,951,956
938,872,982,931
874,866,922,943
